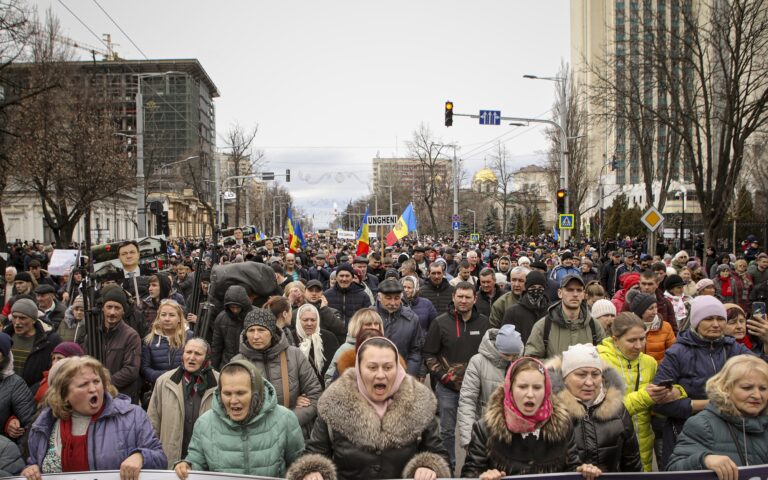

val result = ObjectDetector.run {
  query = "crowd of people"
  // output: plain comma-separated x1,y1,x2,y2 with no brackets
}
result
1,232,768,480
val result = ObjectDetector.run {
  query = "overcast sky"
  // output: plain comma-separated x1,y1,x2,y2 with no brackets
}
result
38,0,571,228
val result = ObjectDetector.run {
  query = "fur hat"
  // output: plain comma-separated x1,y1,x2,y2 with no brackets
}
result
664,274,684,291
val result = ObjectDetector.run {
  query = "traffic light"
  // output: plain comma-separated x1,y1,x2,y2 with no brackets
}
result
445,101,453,127
286,169,291,182
160,211,169,237
556,189,567,215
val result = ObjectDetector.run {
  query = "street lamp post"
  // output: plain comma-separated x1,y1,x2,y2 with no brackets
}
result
524,74,568,247
467,209,476,233
678,187,687,250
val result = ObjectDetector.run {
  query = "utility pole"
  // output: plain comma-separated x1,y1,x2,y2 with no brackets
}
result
453,145,459,243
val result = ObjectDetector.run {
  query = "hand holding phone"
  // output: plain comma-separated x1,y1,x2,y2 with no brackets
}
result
657,380,674,389
753,302,767,319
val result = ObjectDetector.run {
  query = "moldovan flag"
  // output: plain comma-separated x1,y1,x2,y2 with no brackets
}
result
386,203,417,246
356,207,370,256
287,207,304,253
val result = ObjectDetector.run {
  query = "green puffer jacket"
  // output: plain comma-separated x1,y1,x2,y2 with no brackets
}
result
183,359,305,477
667,403,768,471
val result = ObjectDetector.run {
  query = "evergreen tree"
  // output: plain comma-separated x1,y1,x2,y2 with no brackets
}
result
483,209,499,235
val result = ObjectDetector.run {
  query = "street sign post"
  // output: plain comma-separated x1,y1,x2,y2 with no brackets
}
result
452,221,461,231
451,214,461,221
367,215,398,226
641,206,665,232
470,233,480,242
479,110,501,125
558,214,575,230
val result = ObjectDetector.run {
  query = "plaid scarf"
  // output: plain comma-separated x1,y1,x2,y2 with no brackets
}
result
182,361,212,398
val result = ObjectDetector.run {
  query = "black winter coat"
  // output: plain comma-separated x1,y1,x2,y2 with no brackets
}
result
462,386,582,477
419,278,454,315
286,370,451,480
0,358,35,433
475,288,503,319
323,283,371,326
501,293,549,344
210,285,253,369
547,357,642,473
2,322,60,387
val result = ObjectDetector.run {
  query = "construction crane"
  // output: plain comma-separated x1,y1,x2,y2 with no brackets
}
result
40,32,121,61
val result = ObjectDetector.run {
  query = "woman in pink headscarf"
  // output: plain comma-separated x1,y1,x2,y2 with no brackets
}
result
287,336,450,480
462,357,603,480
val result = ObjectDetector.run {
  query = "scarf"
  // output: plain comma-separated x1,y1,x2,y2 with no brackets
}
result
60,406,104,472
737,334,754,351
296,311,325,373
503,357,553,434
644,314,662,333
664,292,689,322
355,337,406,418
182,361,213,398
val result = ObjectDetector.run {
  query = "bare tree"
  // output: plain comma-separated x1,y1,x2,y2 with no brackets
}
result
489,142,514,235
545,63,595,240
406,122,449,235
589,0,768,248
5,12,132,247
221,123,263,226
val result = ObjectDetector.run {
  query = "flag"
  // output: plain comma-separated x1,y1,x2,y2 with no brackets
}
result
286,207,304,253
386,203,418,246
356,207,370,256
553,225,559,242
295,221,306,248
259,232,266,240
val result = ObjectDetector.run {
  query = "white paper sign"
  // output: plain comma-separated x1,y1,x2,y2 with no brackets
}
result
47,249,79,276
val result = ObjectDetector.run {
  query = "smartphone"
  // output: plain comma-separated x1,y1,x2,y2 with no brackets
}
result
658,380,674,389
753,302,767,318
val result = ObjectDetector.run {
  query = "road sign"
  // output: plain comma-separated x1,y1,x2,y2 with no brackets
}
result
367,215,398,226
222,191,236,200
558,214,574,230
451,214,461,221
452,221,461,231
479,110,501,125
470,233,480,242
641,206,665,232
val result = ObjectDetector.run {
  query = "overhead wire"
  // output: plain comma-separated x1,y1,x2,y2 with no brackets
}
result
91,0,149,59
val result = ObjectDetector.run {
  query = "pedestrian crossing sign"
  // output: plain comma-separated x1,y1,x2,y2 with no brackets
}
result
558,214,574,230
470,233,480,242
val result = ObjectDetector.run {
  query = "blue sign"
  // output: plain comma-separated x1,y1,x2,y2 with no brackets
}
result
479,110,501,125
452,221,461,231
558,214,575,230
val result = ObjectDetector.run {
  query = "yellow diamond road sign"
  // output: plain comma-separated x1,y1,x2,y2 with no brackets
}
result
641,206,664,232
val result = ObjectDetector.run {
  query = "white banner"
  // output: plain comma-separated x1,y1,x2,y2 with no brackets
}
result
47,249,80,276
336,230,356,240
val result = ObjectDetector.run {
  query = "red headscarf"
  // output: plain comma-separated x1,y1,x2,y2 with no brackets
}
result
503,357,553,434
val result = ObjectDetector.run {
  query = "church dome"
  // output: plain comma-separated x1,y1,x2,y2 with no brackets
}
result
473,168,497,183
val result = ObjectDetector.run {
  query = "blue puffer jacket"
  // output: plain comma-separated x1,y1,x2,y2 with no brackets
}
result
652,329,757,468
406,296,438,332
324,282,371,326
141,329,195,384
27,393,167,471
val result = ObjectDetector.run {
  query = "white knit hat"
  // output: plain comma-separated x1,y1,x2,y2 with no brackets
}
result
591,299,616,320
562,344,604,378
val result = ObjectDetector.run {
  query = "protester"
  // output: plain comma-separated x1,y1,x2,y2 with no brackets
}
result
667,355,768,475
294,303,339,386
34,285,66,331
461,357,602,478
210,285,252,369
302,279,346,344
0,332,35,443
5,298,61,386
265,295,297,346
232,308,322,432
33,341,85,406
174,359,304,478
628,291,675,362
591,299,617,333
148,338,219,468
400,275,438,332
420,263,455,315
141,300,193,387
723,303,764,353
548,344,642,472
23,356,166,478
324,308,384,384
324,264,371,326
284,281,306,309
286,337,450,480
375,278,424,375
501,270,549,343
57,295,85,343
489,266,529,327
652,295,765,468
457,325,523,449
476,268,504,318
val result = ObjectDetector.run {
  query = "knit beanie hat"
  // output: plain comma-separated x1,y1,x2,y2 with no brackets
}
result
11,298,39,320
14,272,32,283
621,272,641,291
525,271,547,290
0,332,11,358
687,260,701,271
630,292,657,318
52,341,85,358
696,278,715,293
562,343,604,378
495,325,524,356
71,295,84,309
243,308,279,340
591,299,616,319
690,295,726,330
100,285,127,311
664,274,684,291
518,256,531,266
335,263,355,277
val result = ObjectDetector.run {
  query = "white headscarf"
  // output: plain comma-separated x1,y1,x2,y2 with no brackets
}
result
295,303,324,372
